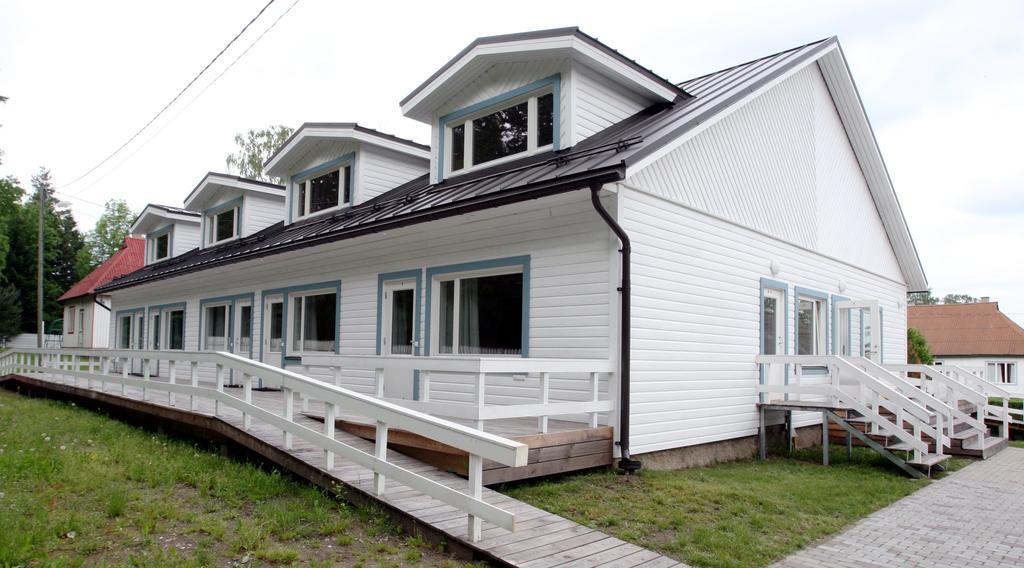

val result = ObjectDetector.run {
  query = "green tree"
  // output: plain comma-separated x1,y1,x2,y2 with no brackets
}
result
0,175,25,279
224,125,294,183
907,327,934,364
84,199,136,268
908,291,940,305
2,168,87,332
0,283,20,340
943,293,978,305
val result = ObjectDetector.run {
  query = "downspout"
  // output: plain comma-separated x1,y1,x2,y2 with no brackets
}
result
589,182,641,473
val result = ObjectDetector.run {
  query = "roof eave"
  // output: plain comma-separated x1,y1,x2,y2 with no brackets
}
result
263,124,430,178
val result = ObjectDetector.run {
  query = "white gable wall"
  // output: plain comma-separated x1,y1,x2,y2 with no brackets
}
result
628,63,903,281
571,60,648,144
171,224,200,257
360,145,428,202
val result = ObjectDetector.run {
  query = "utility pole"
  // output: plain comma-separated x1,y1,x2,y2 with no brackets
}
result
37,186,44,348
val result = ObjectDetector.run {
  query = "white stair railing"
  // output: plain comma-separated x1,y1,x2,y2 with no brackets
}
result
885,363,992,444
756,355,938,460
1,348,528,542
851,358,955,450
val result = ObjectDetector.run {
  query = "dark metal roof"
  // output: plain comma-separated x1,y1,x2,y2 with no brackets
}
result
100,37,836,293
400,27,690,107
148,204,201,217
263,122,431,170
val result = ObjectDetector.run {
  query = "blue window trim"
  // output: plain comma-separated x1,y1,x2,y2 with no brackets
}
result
288,153,355,224
203,196,243,247
794,286,829,375
436,74,561,182
830,295,850,356
148,224,174,263
199,293,255,387
759,278,789,400
115,307,146,349
423,255,530,358
260,280,342,369
145,302,187,350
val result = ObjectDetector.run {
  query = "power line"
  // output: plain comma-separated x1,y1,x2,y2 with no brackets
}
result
65,0,302,199
62,0,278,194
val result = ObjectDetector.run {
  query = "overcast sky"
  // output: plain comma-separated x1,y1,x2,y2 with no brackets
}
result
1,1,1022,316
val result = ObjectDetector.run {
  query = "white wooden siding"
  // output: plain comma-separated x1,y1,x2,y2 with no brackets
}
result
172,223,201,256
108,192,614,408
242,193,286,235
619,185,907,455
570,60,647,145
358,146,428,203
628,64,904,281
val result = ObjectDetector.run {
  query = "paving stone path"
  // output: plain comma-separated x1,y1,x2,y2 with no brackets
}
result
774,447,1024,567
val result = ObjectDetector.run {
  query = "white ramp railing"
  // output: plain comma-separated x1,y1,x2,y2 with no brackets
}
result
933,364,1024,436
301,355,616,434
850,358,955,450
756,355,939,461
0,348,528,542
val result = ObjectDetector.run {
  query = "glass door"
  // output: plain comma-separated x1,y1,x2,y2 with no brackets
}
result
836,299,881,362
381,279,416,399
762,288,786,387
235,300,253,357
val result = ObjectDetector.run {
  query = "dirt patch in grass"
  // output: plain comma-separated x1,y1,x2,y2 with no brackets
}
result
0,389,474,567
501,445,971,568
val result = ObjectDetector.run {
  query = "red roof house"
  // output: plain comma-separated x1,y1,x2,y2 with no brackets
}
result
59,237,144,348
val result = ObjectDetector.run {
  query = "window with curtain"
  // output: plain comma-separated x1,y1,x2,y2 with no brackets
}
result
437,272,523,355
238,305,252,353
205,305,228,351
987,362,1016,384
118,316,132,349
290,292,337,353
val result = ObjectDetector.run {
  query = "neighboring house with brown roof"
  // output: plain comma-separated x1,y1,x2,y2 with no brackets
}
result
909,301,1024,395
58,237,144,348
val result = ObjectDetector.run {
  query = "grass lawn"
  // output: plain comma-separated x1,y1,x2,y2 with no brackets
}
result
502,446,972,568
1011,440,1024,449
0,389,471,567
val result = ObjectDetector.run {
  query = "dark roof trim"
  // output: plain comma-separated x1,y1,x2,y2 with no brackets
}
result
400,27,689,107
97,165,625,292
263,122,431,170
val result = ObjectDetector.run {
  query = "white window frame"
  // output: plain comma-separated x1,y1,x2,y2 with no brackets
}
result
294,165,352,221
986,361,1017,385
444,88,555,178
152,232,171,261
67,306,76,335
797,296,826,356
429,266,525,357
77,308,85,335
203,303,231,351
208,206,239,246
287,289,338,356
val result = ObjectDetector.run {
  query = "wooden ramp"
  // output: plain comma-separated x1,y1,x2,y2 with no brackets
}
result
2,374,684,568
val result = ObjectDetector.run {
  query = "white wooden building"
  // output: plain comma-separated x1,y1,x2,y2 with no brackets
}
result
93,29,930,469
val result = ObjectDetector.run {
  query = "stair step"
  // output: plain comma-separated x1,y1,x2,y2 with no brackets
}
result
949,429,982,440
907,453,952,468
886,441,916,452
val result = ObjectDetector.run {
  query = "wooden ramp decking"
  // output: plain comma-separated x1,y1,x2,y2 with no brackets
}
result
1,373,684,568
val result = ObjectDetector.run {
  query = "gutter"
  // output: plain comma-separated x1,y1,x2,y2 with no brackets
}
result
93,296,111,312
589,182,641,473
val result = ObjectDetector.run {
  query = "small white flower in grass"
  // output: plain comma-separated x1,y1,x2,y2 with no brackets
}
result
44,436,50,442
60,445,66,450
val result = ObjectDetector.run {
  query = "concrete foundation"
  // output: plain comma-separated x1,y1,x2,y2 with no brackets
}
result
634,423,824,471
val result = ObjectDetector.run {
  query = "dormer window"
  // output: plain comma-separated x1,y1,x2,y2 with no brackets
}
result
147,225,173,263
442,77,558,178
154,233,169,260
295,164,352,219
206,199,241,246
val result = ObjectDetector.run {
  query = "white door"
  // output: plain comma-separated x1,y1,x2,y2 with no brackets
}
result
836,299,881,363
380,279,416,399
77,308,85,347
262,296,284,366
132,312,145,374
762,288,786,386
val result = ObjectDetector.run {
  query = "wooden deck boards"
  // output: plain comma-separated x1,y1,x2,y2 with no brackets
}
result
3,373,685,568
